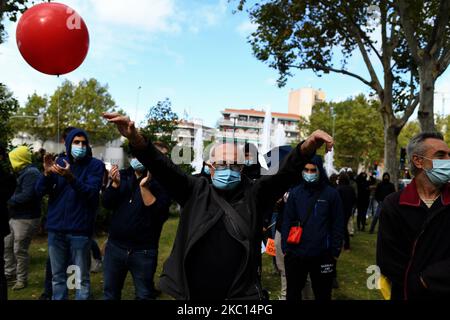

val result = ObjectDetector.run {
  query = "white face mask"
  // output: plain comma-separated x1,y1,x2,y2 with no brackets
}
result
422,156,450,186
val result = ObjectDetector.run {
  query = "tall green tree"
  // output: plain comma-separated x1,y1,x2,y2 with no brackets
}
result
236,0,422,184
13,78,124,145
141,98,179,149
0,83,19,144
308,95,384,170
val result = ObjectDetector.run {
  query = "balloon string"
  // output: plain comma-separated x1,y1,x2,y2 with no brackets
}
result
57,87,60,154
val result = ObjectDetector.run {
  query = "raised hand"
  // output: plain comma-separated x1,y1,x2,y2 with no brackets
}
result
43,154,56,176
102,112,144,147
301,130,334,156
109,165,120,188
53,159,74,181
140,171,152,188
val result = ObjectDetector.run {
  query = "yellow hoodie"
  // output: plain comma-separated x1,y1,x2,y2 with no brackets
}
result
9,146,32,172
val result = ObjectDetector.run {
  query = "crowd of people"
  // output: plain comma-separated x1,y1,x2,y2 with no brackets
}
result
1,114,450,301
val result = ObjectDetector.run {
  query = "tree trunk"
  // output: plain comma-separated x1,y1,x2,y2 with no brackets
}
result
383,119,401,190
418,64,437,132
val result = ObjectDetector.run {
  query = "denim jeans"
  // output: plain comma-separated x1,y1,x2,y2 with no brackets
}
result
103,240,158,300
48,232,91,300
369,202,382,233
43,239,101,297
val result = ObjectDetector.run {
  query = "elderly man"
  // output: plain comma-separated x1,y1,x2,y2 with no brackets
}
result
103,112,333,300
377,132,450,300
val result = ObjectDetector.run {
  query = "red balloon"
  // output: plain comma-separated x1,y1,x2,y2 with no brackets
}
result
16,2,89,75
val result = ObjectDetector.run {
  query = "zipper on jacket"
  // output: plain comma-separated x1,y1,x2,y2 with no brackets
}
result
225,213,250,298
403,204,448,300
182,212,223,300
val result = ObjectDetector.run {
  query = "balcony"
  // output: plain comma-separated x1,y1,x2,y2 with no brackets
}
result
219,119,263,129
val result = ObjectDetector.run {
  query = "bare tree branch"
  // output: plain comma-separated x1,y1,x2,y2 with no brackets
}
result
396,0,421,63
349,23,384,93
427,0,450,57
287,63,374,89
400,95,419,125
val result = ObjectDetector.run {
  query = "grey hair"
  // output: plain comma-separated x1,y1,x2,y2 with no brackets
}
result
407,131,444,176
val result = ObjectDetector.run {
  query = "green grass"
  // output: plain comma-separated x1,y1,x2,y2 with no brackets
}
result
8,216,382,300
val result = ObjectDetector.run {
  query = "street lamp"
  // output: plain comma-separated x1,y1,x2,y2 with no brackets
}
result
330,105,336,139
230,113,238,142
135,86,142,127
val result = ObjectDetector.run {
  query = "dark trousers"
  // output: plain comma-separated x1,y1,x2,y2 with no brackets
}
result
284,254,334,301
43,256,53,296
103,241,158,300
357,204,368,231
0,237,7,301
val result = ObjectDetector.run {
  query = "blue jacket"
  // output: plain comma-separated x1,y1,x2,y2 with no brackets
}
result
281,155,345,258
35,128,105,236
8,165,42,220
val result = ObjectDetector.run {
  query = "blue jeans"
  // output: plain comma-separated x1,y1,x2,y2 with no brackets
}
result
48,232,91,300
103,241,158,300
369,202,382,233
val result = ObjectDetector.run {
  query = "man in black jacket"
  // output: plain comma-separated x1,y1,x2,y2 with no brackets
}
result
377,132,450,299
104,112,333,300
369,172,395,234
0,145,16,300
102,154,171,300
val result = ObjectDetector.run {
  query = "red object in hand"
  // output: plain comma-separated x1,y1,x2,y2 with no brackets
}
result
287,225,303,244
16,2,89,75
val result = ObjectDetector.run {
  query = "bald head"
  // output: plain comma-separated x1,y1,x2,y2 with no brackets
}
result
210,142,241,164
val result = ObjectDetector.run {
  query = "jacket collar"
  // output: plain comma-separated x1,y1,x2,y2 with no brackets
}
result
399,178,450,207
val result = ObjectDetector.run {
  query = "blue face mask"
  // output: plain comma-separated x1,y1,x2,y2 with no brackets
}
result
302,171,319,183
71,145,87,160
203,165,211,175
424,158,450,186
130,158,145,172
212,168,241,190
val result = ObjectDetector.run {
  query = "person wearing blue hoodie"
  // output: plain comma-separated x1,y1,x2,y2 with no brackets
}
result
35,128,105,300
282,155,344,301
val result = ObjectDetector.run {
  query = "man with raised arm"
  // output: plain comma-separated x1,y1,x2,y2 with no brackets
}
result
103,112,333,300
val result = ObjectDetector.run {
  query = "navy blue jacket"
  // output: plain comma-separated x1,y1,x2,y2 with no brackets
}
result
35,128,105,236
0,166,15,236
8,165,42,220
102,168,171,250
281,155,345,258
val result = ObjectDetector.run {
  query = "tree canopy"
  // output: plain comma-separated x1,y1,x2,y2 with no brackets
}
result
12,78,124,145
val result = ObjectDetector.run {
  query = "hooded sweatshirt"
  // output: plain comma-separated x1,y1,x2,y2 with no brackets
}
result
7,147,42,219
281,155,345,258
35,128,105,236
9,146,32,172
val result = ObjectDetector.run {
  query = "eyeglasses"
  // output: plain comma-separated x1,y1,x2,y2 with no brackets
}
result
212,163,243,172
